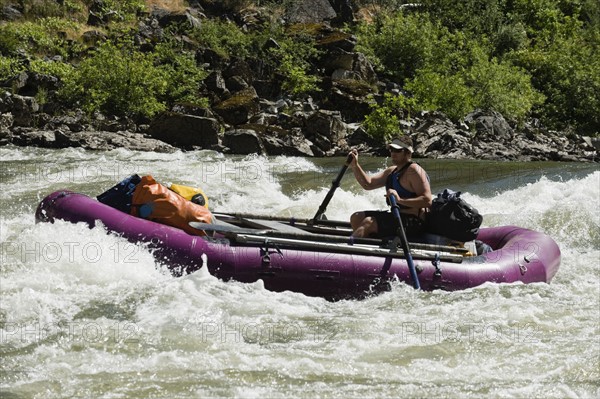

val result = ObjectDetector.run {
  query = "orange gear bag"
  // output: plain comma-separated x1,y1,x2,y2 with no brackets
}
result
131,175,213,236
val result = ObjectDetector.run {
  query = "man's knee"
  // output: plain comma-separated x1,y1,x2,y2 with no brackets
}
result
350,211,365,228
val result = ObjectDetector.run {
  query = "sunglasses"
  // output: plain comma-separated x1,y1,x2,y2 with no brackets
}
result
389,148,409,153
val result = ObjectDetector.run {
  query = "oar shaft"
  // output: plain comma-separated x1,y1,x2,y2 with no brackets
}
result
232,233,462,263
191,221,467,254
389,196,421,289
213,212,352,228
312,155,352,223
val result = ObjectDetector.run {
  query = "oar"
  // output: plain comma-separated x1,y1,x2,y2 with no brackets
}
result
213,212,352,228
229,233,463,263
388,195,421,289
189,221,468,254
311,155,353,224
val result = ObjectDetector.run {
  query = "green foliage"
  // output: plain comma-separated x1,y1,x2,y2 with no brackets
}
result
59,41,168,117
357,7,551,123
0,0,597,132
466,55,544,121
0,56,24,81
405,71,474,121
0,18,78,58
267,37,321,95
29,58,74,80
356,13,442,83
190,18,253,59
0,21,54,55
510,35,600,131
93,0,146,23
419,0,507,37
153,38,209,107
363,93,414,142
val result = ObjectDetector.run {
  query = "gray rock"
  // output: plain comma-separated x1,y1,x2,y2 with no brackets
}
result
10,129,56,147
305,110,346,151
147,112,221,149
204,71,230,99
213,87,259,125
464,109,513,140
0,113,13,134
4,128,175,152
226,76,249,93
1,5,23,20
6,94,40,126
285,0,337,23
223,128,264,155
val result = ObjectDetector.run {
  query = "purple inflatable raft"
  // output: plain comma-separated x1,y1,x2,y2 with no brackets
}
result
36,190,561,300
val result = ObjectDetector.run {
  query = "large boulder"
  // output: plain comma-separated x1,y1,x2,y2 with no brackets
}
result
147,112,221,149
413,111,473,159
0,92,40,127
330,0,355,25
464,109,513,141
285,0,337,23
321,80,373,123
213,87,260,125
151,8,202,29
304,110,346,151
1,5,23,20
223,128,264,155
263,133,315,157
0,113,13,137
204,71,230,101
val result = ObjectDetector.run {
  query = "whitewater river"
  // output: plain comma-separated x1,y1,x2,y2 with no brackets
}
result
1,146,598,398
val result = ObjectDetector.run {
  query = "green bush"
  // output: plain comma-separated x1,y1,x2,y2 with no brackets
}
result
191,18,253,59
363,93,414,142
0,18,78,58
153,39,209,106
405,71,474,121
0,56,24,82
29,58,74,80
267,36,321,95
510,36,600,131
465,53,544,122
58,41,169,118
93,0,146,23
356,13,442,83
0,21,55,55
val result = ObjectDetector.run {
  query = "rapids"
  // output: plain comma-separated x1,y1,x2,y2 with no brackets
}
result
1,146,598,398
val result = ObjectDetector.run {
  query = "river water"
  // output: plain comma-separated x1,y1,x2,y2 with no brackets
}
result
1,146,598,398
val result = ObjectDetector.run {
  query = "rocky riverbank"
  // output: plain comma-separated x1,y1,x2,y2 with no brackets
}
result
2,91,597,161
1,0,598,162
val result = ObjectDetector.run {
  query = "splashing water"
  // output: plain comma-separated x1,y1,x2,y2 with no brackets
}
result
1,147,598,398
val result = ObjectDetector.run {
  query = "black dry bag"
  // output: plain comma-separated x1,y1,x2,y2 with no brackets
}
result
426,189,483,242
97,174,142,214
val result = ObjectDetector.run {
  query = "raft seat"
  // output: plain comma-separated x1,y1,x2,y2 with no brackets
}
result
243,218,315,235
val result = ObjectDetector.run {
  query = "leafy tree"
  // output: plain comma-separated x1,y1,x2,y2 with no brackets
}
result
510,35,600,131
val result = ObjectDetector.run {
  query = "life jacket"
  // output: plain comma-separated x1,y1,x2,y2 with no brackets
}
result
131,175,213,236
385,162,416,209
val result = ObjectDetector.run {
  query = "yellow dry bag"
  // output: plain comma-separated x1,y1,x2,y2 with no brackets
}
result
169,183,209,208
